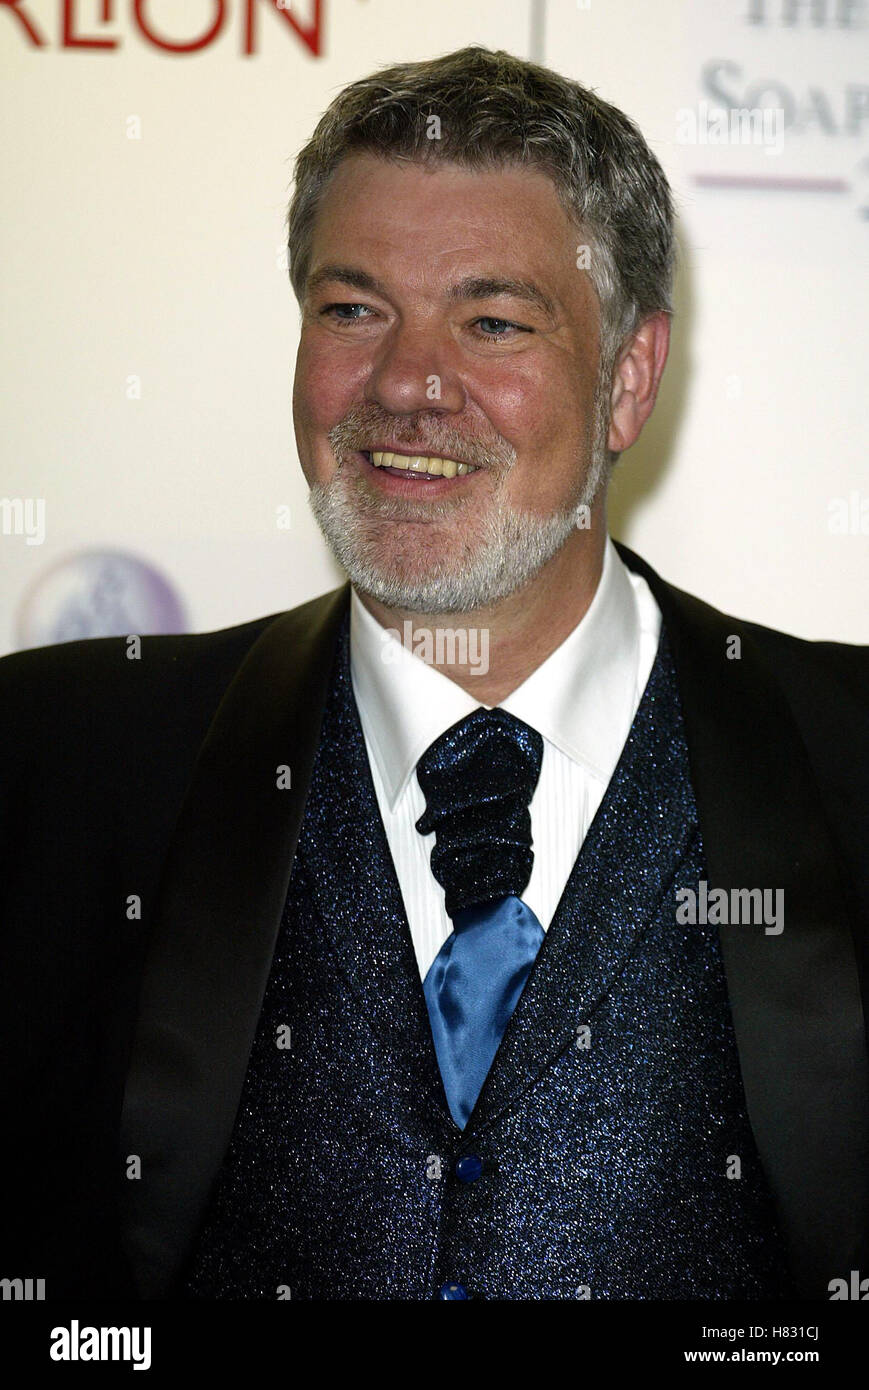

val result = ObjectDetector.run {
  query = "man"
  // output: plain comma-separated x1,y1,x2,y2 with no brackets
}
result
1,46,867,1303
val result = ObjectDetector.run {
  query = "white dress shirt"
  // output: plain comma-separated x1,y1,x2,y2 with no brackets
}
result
349,537,662,980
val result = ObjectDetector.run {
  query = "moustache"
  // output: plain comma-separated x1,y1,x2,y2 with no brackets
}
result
327,404,516,476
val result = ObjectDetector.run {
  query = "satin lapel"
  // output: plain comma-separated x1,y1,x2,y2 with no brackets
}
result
294,622,454,1134
119,585,350,1299
470,634,695,1136
615,542,869,1297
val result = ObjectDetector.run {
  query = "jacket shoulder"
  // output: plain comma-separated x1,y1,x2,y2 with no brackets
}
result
0,588,347,761
737,617,868,697
0,587,347,688
616,539,868,696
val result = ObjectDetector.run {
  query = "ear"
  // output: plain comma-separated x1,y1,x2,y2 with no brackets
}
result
607,311,671,454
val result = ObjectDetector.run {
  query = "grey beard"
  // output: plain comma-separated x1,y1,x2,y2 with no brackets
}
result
307,379,611,615
309,481,593,614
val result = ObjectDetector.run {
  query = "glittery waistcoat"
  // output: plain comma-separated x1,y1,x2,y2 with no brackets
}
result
180,618,794,1300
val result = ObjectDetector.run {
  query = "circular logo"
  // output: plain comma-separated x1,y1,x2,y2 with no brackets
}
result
16,550,187,649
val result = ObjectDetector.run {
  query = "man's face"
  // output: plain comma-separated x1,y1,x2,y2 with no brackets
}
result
293,153,606,613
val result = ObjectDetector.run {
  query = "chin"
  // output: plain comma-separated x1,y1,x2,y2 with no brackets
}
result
349,561,486,615
342,543,552,615
310,470,587,615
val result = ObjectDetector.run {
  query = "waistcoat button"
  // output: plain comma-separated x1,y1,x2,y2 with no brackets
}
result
455,1155,484,1183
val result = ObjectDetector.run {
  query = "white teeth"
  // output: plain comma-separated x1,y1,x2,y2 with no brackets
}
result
370,450,475,476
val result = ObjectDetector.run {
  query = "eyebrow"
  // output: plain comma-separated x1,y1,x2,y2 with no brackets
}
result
306,265,386,299
306,265,557,320
447,275,556,320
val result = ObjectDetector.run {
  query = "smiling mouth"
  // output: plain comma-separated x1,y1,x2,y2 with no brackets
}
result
361,449,478,480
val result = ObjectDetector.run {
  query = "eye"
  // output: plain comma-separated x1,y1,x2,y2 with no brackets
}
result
472,317,530,341
320,302,376,323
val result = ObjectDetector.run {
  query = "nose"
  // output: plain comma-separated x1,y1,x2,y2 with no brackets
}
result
364,319,465,416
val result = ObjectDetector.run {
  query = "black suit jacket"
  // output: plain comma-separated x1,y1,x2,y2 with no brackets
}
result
1,543,867,1300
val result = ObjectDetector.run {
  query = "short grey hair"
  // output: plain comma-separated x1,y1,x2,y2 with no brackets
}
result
287,45,675,418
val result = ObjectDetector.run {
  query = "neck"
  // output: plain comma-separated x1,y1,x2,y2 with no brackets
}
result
356,510,608,705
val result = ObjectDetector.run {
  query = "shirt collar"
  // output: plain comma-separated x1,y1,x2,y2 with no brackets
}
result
349,536,643,810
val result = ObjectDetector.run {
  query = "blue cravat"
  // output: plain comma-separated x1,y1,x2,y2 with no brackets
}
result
415,708,545,1129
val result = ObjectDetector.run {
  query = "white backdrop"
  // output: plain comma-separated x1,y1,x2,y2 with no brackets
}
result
1,0,866,653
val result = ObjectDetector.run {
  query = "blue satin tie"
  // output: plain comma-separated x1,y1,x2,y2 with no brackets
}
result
415,708,545,1129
